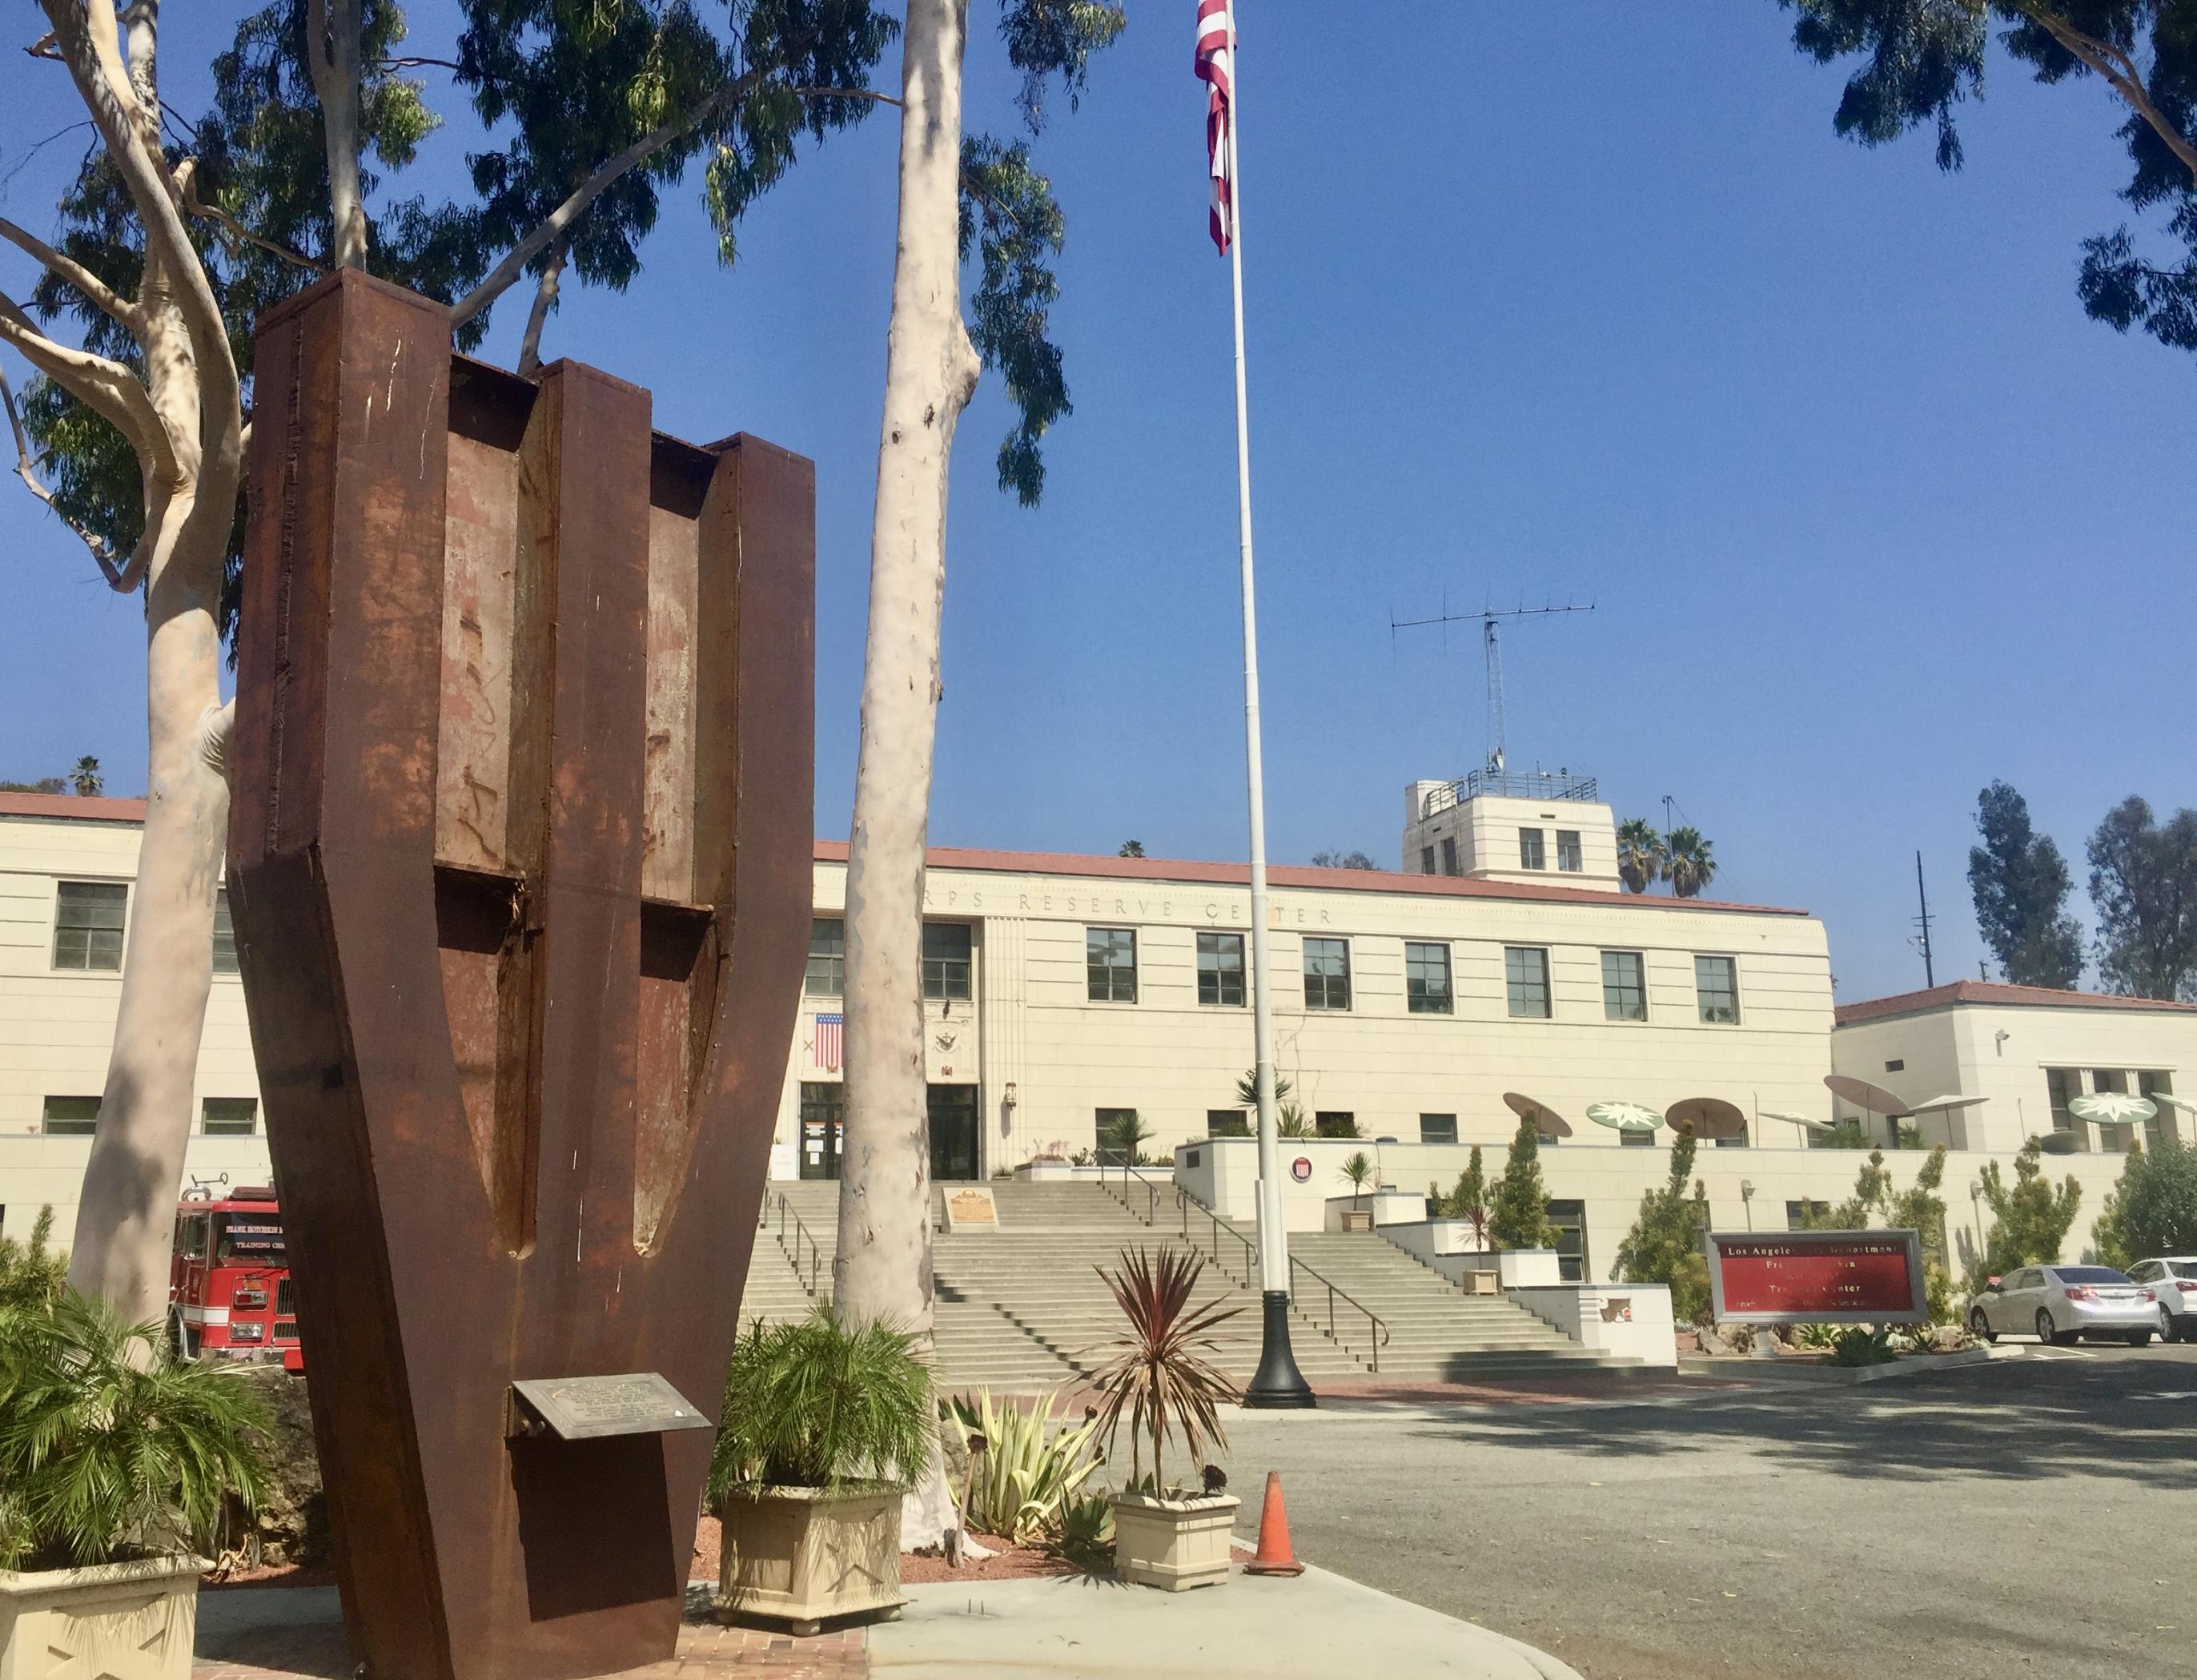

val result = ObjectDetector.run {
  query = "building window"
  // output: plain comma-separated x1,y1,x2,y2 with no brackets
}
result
1405,942,1453,1014
1621,1128,1654,1147
1315,1111,1359,1139
2091,1068,2129,1095
41,1095,99,1136
1601,951,1647,1021
805,918,845,997
53,881,127,971
922,922,973,1000
1420,846,1436,874
1518,828,1546,871
1714,1124,1749,1149
1785,1199,1829,1230
1556,830,1582,873
1303,938,1352,1011
1197,931,1245,1007
1504,947,1551,1019
1095,1107,1143,1163
212,889,239,976
1548,1200,1588,1282
1693,955,1740,1024
2045,1067,2083,1147
1883,1059,1905,1073
202,1097,259,1136
1420,1113,1458,1144
2139,1071,2176,1151
1086,927,1138,1003
1207,1108,1249,1139
1440,837,1459,876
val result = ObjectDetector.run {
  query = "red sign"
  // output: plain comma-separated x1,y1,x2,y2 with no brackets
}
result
1706,1231,1925,1324
1290,1156,1312,1183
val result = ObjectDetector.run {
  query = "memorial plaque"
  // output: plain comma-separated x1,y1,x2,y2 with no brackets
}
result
1704,1229,1927,1325
944,1187,1001,1231
509,1374,711,1441
227,270,813,1680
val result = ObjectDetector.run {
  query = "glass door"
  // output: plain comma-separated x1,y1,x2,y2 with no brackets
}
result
926,1083,980,1182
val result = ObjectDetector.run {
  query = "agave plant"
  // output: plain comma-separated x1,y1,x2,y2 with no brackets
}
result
1089,1247,1242,1497
709,1308,934,1501
1665,827,1717,898
0,1291,269,1570
946,1387,1105,1542
1616,818,1666,894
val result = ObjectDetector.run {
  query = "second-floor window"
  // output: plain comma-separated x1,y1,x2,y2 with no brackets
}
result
1505,947,1552,1018
1196,931,1244,1007
805,918,846,996
1303,938,1351,1011
1694,955,1740,1023
202,1097,259,1136
1517,829,1546,870
1086,927,1138,1003
212,889,240,976
42,1095,99,1136
1440,837,1460,875
1556,830,1582,872
1601,951,1647,1021
1420,846,1436,874
1405,942,1452,1014
922,922,972,1000
53,880,127,971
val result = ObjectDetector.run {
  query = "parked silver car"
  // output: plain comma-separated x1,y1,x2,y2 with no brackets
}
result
2125,1257,2197,1343
1967,1264,2158,1347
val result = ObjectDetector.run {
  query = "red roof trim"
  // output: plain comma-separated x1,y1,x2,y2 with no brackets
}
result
812,840,1806,916
1835,979,2197,1026
0,792,151,823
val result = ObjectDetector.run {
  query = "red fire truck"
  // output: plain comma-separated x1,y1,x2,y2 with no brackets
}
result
169,1184,303,1373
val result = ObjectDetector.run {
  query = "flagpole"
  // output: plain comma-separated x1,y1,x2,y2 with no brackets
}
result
1224,18,1313,1410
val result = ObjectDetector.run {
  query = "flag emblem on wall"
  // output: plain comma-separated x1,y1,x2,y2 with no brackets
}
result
813,1013,843,1071
1195,0,1235,252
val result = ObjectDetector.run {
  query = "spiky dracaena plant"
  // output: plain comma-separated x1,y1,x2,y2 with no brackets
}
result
1088,1247,1242,1498
708,1308,933,1498
0,1292,268,1570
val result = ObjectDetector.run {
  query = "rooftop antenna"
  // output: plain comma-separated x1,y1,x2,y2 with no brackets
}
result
1389,597,1594,774
1911,850,1936,988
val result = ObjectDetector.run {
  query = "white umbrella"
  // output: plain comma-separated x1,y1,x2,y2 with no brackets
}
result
1906,1092,1988,1114
1587,1101,1663,1134
1761,1110,1832,1134
2153,1094,2196,1116
2067,1092,2158,1127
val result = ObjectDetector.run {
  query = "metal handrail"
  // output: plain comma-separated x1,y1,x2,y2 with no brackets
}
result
1288,1253,1392,1372
1097,1151,1163,1227
769,1191,825,1297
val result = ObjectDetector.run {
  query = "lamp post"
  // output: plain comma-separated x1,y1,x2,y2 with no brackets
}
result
1969,1178,1986,1272
1740,1180,1756,1232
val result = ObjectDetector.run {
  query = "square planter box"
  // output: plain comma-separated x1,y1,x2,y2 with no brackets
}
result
0,1553,206,1680
716,1485,904,1635
1111,1491,1241,1592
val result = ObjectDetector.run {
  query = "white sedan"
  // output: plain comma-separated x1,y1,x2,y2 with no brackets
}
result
1967,1264,2158,1347
2125,1257,2197,1343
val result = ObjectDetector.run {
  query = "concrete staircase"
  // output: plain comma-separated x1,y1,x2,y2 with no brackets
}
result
739,1180,1629,1390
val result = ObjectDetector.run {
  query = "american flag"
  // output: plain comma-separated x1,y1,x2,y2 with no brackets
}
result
813,1013,843,1071
1195,0,1235,252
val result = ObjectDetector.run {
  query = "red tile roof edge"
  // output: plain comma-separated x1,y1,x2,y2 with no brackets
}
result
1834,979,2197,1025
0,791,151,822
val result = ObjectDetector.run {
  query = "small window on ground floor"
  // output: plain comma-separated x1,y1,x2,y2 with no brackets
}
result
1419,1113,1458,1144
42,1095,99,1136
1620,1128,1654,1147
1786,1200,1829,1230
1547,1200,1587,1282
1207,1108,1249,1138
201,1097,259,1136
1315,1111,1359,1139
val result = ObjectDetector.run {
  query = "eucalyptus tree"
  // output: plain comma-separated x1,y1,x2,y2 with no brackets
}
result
832,0,1122,1549
2,0,896,1328
1778,1,2197,356
2087,795,2197,1000
1968,780,2083,987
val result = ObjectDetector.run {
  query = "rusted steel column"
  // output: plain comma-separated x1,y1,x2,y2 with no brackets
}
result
227,268,814,1680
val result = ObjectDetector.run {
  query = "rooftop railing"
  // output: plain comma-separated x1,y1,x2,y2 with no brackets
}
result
1421,766,1597,816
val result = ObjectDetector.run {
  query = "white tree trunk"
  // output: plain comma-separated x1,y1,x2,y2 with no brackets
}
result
833,0,980,1553
307,0,368,270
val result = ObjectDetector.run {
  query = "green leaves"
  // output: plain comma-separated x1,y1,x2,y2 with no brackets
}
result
709,1306,934,1497
2093,1138,2197,1268
946,1386,1105,1542
1488,1118,1560,1252
959,135,1069,505
1089,1246,1241,1496
1978,1137,2085,1272
1613,1133,1711,1321
1969,781,2084,989
998,0,1127,133
2086,795,2197,1002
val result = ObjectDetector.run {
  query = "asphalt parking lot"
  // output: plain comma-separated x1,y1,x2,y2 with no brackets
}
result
1223,1344,2197,1680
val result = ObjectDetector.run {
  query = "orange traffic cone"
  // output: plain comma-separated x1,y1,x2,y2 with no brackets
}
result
1241,1471,1305,1577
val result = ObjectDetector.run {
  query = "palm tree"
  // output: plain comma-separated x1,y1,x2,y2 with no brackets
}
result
1665,827,1717,898
70,757,102,797
1118,841,1145,858
1339,1151,1375,1217
1616,818,1665,894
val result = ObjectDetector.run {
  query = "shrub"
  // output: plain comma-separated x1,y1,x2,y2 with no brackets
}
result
2092,1141,2197,1270
1439,1147,1492,1248
1611,1134,1711,1321
1980,1139,2083,1272
0,1208,66,1316
1090,1247,1241,1497
946,1388,1104,1543
1829,1326,1897,1367
708,1308,934,1500
0,1291,269,1570
1488,1119,1558,1251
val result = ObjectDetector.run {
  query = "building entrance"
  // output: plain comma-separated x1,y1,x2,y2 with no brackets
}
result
927,1083,980,1182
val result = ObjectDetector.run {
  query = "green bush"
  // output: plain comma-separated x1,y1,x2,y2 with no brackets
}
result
1829,1326,1897,1367
0,1291,269,1570
709,1308,934,1500
1488,1119,1558,1251
2092,1141,2197,1271
1612,1135,1711,1322
1980,1139,2083,1272
0,1208,67,1316
946,1387,1104,1542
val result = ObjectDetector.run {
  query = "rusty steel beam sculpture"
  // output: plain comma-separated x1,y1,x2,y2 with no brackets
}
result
226,270,814,1680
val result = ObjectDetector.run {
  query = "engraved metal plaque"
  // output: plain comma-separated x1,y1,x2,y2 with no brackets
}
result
508,1373,713,1441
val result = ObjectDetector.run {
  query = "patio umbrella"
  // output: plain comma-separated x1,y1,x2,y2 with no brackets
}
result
1586,1101,1662,1135
1665,1096,1746,1140
1906,1092,1988,1115
1824,1074,1904,1115
1503,1091,1573,1139
1761,1110,1831,1134
2038,1130,2085,1154
2067,1092,2158,1128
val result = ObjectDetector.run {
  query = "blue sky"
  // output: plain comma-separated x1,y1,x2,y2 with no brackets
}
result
4,4,2191,1004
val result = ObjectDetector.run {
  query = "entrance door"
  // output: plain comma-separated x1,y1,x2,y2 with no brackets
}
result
927,1083,980,1182
798,1082,844,1180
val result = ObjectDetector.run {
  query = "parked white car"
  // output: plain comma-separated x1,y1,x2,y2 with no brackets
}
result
2125,1257,2197,1344
1967,1264,2158,1347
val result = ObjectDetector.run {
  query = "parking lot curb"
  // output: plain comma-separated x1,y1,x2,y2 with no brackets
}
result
1678,1346,1994,1385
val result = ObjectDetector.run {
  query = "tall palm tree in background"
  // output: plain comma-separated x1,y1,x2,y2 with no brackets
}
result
70,758,102,798
1665,828,1717,898
1617,818,1667,894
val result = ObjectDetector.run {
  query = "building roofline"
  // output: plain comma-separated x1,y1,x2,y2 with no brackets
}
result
813,841,1809,916
0,792,151,824
1834,979,2197,1027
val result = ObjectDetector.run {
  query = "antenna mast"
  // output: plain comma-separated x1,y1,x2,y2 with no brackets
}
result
1391,599,1594,774
1913,850,1936,988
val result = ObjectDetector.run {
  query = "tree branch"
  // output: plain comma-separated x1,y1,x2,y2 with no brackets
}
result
181,164,327,275
2006,2,2197,188
792,86,902,108
516,235,568,378
0,364,140,589
0,216,141,332
0,287,167,474
452,55,781,328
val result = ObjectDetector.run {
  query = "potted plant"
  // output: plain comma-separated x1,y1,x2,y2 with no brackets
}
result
1,1290,268,1680
1339,1151,1376,1231
1090,1247,1243,1591
709,1308,932,1635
